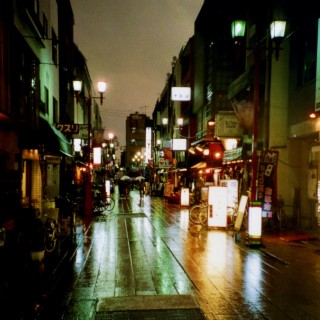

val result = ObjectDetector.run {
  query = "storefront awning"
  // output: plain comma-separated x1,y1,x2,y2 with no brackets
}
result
40,119,73,157
50,124,73,157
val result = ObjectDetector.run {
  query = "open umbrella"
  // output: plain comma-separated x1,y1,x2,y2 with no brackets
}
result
135,176,145,181
120,175,131,181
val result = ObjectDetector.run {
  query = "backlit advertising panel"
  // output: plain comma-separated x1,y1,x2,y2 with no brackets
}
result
172,138,187,151
171,87,191,101
207,186,228,227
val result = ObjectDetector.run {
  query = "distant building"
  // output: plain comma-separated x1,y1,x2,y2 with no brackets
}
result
125,112,152,174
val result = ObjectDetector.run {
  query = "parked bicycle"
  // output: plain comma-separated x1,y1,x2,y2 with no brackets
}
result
93,195,115,214
271,197,288,230
189,201,208,226
44,215,60,253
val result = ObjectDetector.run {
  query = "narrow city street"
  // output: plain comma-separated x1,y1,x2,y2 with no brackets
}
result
35,187,320,320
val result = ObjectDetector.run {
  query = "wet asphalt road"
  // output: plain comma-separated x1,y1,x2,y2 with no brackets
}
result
34,187,320,320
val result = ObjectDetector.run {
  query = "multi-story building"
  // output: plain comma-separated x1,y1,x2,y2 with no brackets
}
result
125,112,152,175
0,0,70,213
0,0,103,217
152,0,320,229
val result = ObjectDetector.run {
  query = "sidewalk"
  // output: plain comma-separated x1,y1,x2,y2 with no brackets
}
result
259,227,320,264
233,223,320,266
35,193,320,320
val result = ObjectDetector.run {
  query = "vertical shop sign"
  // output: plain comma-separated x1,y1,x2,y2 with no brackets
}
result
257,150,279,218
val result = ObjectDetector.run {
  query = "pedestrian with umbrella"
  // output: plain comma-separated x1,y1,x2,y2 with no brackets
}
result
119,176,131,199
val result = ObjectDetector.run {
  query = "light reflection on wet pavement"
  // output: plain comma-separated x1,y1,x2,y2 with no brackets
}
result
37,187,320,320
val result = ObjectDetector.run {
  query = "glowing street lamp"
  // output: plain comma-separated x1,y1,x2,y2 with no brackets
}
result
73,79,107,215
231,18,286,246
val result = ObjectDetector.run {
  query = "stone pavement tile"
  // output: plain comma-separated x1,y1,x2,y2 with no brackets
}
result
96,294,199,311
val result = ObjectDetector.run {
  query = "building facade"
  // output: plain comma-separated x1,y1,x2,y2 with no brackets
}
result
152,0,320,228
125,112,152,176
0,0,104,218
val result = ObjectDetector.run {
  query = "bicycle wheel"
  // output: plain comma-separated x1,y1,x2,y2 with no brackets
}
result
189,205,203,224
199,207,208,226
106,197,115,211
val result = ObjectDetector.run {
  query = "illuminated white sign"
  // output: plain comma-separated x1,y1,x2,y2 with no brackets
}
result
171,87,191,101
207,186,228,227
146,127,152,162
215,112,243,137
248,204,262,243
73,139,81,152
172,138,187,151
105,180,110,196
93,147,101,165
180,188,190,207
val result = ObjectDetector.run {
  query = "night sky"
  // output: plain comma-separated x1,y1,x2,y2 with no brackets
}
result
71,0,204,146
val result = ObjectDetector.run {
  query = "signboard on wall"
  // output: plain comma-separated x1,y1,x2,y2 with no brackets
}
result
172,139,187,151
159,158,171,168
215,112,243,137
171,87,191,101
257,150,279,218
56,123,80,134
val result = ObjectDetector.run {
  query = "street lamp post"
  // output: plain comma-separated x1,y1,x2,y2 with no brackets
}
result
73,79,107,215
231,19,286,202
231,18,286,246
